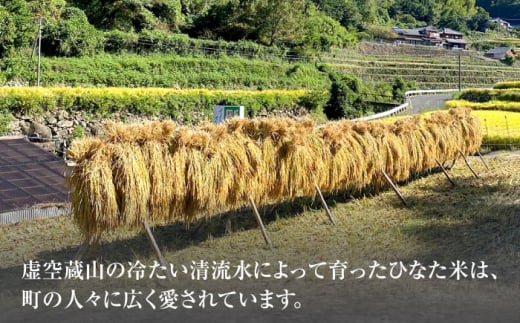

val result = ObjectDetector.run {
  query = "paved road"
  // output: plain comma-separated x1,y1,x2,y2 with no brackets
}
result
403,93,456,115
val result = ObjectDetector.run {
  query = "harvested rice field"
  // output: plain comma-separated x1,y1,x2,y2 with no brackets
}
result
1,132,518,323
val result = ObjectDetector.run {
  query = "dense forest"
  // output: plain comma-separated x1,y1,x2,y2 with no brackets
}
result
0,0,518,59
477,0,520,18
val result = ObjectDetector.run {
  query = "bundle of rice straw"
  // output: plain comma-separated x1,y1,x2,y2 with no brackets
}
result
68,108,482,242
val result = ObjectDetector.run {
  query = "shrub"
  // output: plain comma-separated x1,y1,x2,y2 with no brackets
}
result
0,108,13,135
392,77,416,101
0,7,16,58
459,90,492,102
298,90,328,113
459,88,520,103
494,81,520,89
324,73,366,119
364,25,399,41
2,53,331,89
102,29,287,60
503,54,516,66
72,125,85,138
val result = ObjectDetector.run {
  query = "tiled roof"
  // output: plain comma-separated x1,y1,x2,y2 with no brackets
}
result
398,29,422,37
442,28,464,35
486,47,513,55
0,137,69,213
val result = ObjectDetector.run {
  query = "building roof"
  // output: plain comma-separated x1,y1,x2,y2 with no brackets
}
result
490,18,517,29
486,47,513,55
0,137,69,214
441,28,464,35
490,18,512,25
398,29,422,37
423,26,439,32
395,26,464,39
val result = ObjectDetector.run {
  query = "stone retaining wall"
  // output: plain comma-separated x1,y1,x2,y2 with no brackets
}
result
5,107,308,152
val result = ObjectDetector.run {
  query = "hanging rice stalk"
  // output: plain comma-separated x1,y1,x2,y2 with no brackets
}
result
67,108,482,241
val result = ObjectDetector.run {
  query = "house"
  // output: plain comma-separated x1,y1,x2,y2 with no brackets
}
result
392,26,442,46
440,28,464,40
440,28,468,49
490,18,514,32
392,26,468,49
484,47,516,60
0,137,70,224
444,38,469,50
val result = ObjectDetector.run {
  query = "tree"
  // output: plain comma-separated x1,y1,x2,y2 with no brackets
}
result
503,53,517,66
312,0,350,21
68,0,183,32
0,6,16,58
28,0,66,19
0,0,34,49
188,0,253,40
180,0,220,16
467,6,490,31
256,0,306,46
476,0,520,18
390,0,436,25
41,7,103,56
145,0,183,31
299,6,357,55
355,0,392,26
437,9,468,31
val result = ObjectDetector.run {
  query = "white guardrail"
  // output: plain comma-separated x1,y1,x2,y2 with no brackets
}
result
354,88,460,121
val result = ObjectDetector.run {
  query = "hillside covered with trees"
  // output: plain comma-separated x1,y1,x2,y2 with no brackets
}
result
0,0,518,59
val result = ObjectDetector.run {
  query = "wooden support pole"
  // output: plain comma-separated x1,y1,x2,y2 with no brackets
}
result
435,159,456,187
476,150,490,171
381,170,407,206
58,240,91,289
143,221,167,267
314,184,337,225
225,217,233,235
59,241,90,289
457,149,479,179
249,196,273,249
447,159,456,170
74,240,89,261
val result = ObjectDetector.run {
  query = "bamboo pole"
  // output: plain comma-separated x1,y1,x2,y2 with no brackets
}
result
457,149,479,179
314,184,337,225
381,170,407,206
249,196,273,249
143,221,167,267
476,150,490,171
435,159,456,187
73,240,89,261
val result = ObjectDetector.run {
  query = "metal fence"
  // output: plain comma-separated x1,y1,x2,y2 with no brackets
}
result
0,205,70,225
354,89,460,121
